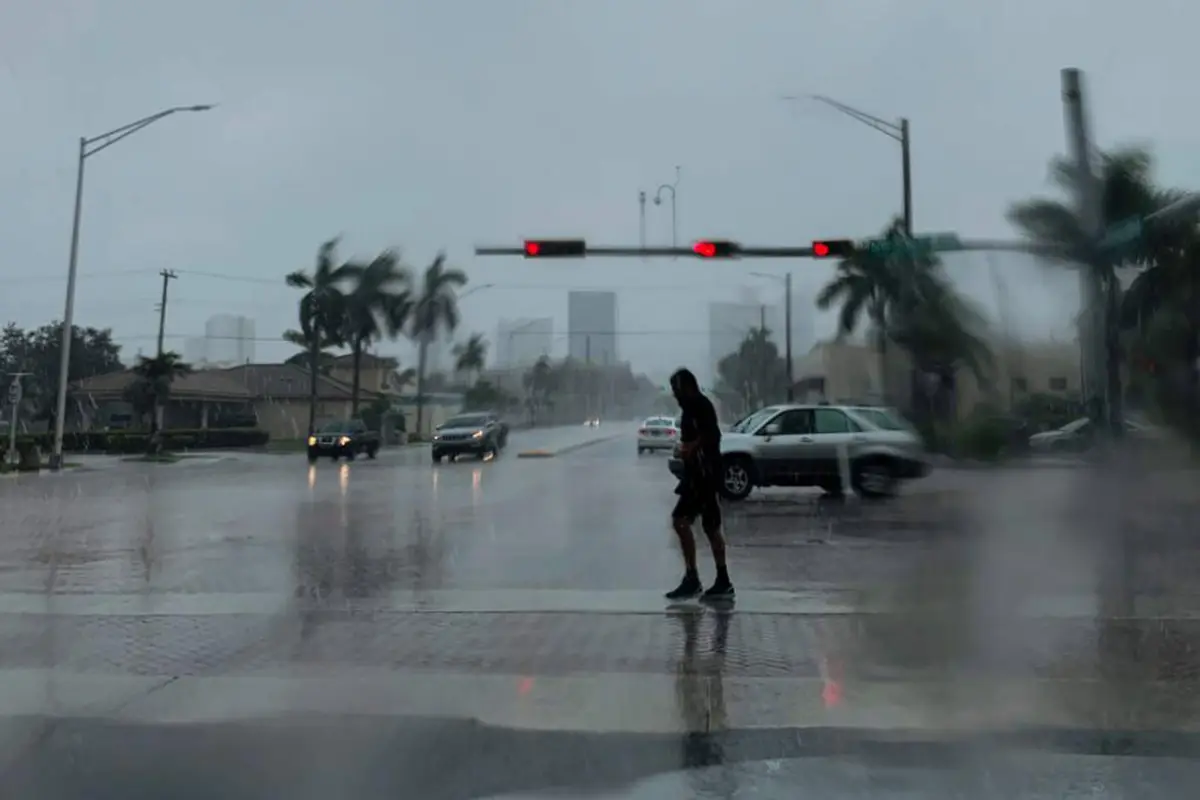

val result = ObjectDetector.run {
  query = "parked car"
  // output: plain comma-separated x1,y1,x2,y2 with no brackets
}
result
1028,415,1167,452
307,419,381,461
668,404,929,500
432,412,508,462
636,415,680,454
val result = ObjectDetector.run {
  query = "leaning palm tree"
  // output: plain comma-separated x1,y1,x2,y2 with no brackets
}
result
409,253,468,434
452,333,488,385
339,250,411,414
816,219,920,403
286,239,351,435
1007,146,1161,433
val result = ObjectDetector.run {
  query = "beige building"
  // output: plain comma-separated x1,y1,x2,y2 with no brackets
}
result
790,337,1081,420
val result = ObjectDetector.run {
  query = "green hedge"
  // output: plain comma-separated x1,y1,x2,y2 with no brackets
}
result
0,427,270,456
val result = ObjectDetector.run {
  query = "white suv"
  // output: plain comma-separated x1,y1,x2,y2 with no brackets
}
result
668,404,929,500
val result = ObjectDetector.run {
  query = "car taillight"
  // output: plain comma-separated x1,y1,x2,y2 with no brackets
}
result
667,429,677,437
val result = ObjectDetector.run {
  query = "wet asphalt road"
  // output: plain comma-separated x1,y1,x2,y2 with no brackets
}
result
3,426,1200,797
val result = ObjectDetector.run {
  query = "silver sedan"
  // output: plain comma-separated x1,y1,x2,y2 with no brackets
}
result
636,416,680,454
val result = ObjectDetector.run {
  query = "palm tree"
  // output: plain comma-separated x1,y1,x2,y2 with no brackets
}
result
340,250,411,414
286,239,351,435
815,219,924,404
818,219,991,423
452,333,488,385
409,253,468,435
127,351,192,453
715,326,788,413
1007,146,1161,434
523,356,555,424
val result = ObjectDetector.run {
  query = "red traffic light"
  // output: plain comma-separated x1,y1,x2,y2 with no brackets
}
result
811,239,854,258
523,239,586,258
692,240,739,258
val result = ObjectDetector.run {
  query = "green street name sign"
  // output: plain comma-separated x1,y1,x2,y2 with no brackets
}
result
861,232,964,258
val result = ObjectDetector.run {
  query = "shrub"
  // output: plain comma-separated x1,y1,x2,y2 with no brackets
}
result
949,415,1011,461
9,427,270,455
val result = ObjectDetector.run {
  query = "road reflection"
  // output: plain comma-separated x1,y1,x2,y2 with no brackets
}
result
675,608,735,799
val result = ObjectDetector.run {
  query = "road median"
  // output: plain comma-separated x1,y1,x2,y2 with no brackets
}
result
514,424,632,458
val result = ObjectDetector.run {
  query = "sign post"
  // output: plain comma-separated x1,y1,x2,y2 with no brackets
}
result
6,377,22,467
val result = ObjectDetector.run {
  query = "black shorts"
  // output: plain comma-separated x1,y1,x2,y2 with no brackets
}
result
672,479,722,529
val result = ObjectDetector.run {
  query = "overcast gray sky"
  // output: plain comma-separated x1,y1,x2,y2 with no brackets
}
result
2,0,1197,378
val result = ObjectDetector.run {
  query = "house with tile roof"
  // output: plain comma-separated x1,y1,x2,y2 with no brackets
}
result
221,363,383,438
70,369,257,432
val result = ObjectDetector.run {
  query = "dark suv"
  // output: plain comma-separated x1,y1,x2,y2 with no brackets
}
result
431,412,508,462
307,419,381,461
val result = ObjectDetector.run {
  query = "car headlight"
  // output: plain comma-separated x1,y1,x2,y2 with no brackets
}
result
432,434,441,441
338,436,351,446
307,435,316,446
472,430,483,439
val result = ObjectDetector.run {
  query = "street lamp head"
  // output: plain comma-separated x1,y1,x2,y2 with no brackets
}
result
186,104,216,112
653,196,662,206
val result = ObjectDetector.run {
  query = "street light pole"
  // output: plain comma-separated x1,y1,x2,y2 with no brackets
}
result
786,95,913,235
48,104,214,471
638,190,647,256
653,166,681,256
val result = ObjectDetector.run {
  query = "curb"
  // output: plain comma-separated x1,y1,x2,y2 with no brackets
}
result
517,434,622,459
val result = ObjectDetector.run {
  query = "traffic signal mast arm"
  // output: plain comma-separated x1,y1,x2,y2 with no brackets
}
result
477,237,1072,259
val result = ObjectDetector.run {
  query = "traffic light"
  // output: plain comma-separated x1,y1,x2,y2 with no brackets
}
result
523,239,586,258
692,240,740,258
811,239,855,258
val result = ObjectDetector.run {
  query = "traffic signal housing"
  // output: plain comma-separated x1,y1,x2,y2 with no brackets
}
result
811,239,855,258
523,239,586,258
692,240,740,258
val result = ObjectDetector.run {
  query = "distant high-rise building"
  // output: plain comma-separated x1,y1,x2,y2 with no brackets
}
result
497,317,553,367
567,291,618,365
183,336,207,365
424,333,452,375
202,314,255,366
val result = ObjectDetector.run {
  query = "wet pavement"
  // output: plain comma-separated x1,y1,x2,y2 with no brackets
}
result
1,425,1200,797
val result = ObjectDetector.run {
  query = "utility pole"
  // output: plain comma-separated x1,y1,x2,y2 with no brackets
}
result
155,270,178,357
900,119,913,236
1061,68,1118,435
585,335,592,420
784,272,794,402
6,373,30,467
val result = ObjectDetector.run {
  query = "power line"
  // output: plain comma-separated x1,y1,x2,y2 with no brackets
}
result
0,268,158,285
115,328,737,344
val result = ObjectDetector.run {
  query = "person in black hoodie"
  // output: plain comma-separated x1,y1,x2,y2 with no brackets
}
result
665,368,734,600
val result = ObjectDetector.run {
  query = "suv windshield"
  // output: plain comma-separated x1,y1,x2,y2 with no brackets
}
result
730,408,779,434
318,420,357,434
443,414,489,429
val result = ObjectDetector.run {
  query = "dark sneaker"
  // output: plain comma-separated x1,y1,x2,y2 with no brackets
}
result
702,579,735,600
665,573,703,600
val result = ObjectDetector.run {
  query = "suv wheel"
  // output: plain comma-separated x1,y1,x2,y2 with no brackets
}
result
853,459,896,497
720,456,754,501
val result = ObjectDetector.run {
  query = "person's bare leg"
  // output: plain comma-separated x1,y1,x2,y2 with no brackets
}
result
700,503,734,596
701,521,727,572
666,516,703,598
673,517,699,574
